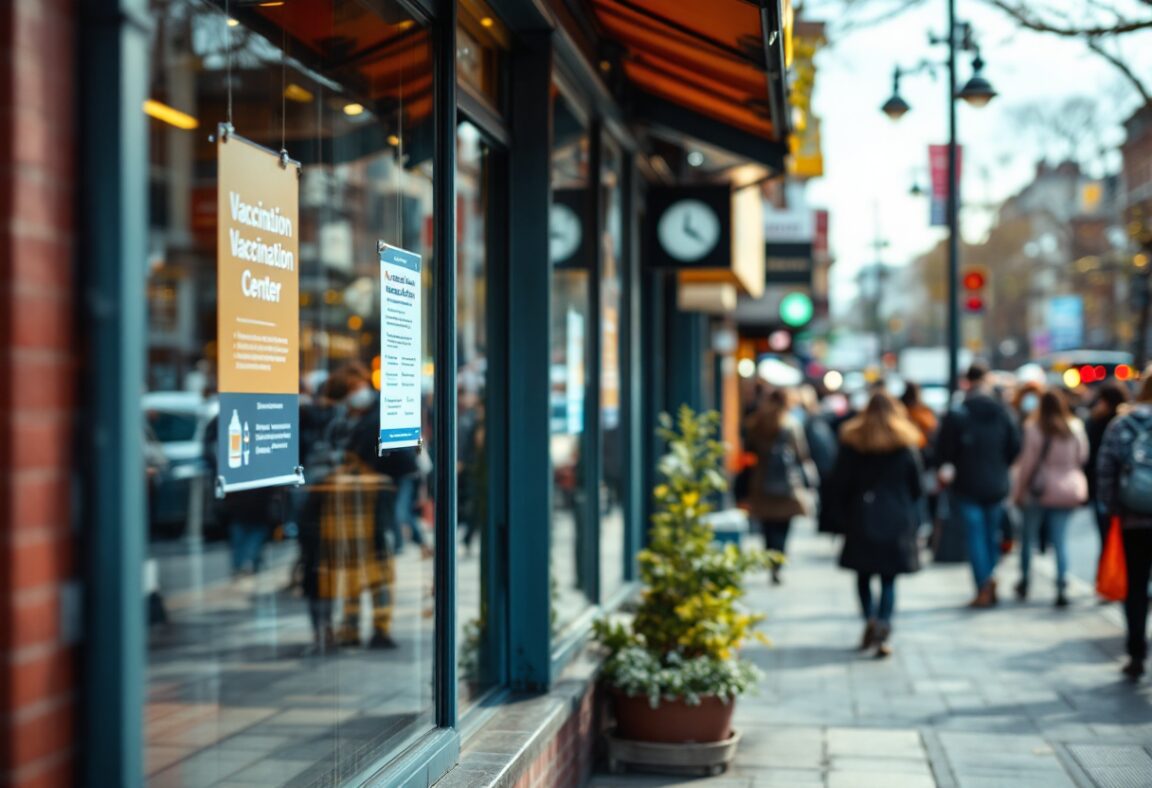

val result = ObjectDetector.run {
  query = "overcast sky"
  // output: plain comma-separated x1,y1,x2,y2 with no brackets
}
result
801,0,1152,308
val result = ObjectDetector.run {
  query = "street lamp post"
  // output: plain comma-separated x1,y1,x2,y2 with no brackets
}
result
882,0,997,395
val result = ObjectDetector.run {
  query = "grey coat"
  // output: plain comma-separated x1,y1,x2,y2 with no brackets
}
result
1096,404,1152,529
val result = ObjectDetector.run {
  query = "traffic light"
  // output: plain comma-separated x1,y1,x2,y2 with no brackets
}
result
962,267,987,313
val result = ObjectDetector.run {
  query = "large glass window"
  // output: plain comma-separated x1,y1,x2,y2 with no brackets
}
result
455,120,497,707
599,139,627,600
549,92,594,632
142,3,436,784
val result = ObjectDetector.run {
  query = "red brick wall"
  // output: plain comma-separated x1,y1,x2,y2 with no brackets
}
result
0,1,78,786
512,686,599,788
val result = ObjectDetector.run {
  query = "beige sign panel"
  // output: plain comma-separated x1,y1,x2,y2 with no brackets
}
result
217,133,300,395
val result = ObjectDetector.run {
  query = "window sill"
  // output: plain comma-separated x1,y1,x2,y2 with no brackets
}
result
433,648,601,787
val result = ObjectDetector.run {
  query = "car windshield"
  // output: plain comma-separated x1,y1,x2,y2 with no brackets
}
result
147,411,199,443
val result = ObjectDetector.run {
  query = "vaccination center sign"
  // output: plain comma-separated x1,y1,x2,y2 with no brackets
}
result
377,242,423,451
216,130,302,493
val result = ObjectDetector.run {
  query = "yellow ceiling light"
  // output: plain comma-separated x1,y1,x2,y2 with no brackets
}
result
284,83,314,103
142,99,199,130
258,1,286,6
387,134,400,146
226,17,239,27
480,16,495,27
343,103,365,116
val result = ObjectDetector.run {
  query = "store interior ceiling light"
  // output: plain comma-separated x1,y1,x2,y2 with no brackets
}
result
343,103,365,116
284,83,314,103
143,99,199,130
227,17,240,27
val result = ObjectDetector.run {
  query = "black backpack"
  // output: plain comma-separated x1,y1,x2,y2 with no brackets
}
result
1120,413,1152,515
759,429,803,497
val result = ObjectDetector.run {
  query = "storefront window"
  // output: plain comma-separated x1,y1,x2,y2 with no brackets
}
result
456,120,496,706
142,2,436,784
599,140,627,600
549,92,594,632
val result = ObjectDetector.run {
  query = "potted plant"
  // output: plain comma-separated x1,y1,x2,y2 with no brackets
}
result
594,407,779,767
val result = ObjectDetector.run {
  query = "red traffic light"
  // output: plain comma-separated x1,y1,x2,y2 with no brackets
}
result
962,270,986,290
964,296,985,313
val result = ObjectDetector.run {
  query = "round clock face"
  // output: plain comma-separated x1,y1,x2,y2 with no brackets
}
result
657,199,721,262
550,203,582,263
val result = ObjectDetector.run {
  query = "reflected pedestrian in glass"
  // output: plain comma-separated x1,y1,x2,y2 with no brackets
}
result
1011,390,1088,607
823,392,923,658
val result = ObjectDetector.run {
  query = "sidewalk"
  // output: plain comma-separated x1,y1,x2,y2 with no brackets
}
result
590,519,1152,788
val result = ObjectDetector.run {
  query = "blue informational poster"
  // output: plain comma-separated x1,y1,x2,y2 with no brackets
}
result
378,242,423,452
1048,295,1084,352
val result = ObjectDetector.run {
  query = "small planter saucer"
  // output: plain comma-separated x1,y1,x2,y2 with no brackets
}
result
605,728,741,777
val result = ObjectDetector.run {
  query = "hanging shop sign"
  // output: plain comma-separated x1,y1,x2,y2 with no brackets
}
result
216,128,303,495
377,242,424,452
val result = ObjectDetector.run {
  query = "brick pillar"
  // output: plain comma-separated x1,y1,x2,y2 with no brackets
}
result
0,1,78,786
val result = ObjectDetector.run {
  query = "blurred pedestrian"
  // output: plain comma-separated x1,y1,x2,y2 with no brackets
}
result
823,392,923,658
797,384,838,485
1011,390,1088,607
936,362,1022,608
745,388,817,584
1086,382,1129,547
1096,368,1152,680
900,382,938,449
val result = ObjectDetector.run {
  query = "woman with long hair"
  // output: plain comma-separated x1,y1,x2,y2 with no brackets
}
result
823,392,924,657
746,388,815,584
1011,389,1088,607
1097,370,1152,679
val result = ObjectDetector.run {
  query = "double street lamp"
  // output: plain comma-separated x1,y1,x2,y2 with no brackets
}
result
881,5,998,395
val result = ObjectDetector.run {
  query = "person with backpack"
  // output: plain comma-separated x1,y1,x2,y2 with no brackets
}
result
1096,369,1152,679
1011,389,1089,607
746,388,817,584
822,391,924,658
935,362,1022,608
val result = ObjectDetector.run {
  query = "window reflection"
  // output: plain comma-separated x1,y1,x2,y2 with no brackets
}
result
456,121,495,705
550,94,594,632
600,141,627,600
143,2,436,785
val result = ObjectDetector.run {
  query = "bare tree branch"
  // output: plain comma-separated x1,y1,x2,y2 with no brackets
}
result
983,0,1152,36
1085,36,1152,106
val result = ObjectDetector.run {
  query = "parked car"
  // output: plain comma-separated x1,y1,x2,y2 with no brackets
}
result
144,392,219,538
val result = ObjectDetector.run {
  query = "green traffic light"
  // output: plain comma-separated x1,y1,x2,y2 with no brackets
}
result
780,292,814,328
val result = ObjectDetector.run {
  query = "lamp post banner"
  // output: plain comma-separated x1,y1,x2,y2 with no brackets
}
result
929,144,963,226
378,243,424,451
216,131,302,494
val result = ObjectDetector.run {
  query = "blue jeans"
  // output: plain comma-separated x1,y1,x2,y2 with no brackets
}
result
857,573,897,622
230,521,268,573
392,473,424,551
1019,506,1071,586
956,497,1003,589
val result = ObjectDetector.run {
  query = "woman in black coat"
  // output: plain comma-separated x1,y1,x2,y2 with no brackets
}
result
822,391,924,658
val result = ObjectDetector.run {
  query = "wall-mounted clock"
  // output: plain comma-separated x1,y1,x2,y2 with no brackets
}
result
550,202,583,264
656,199,722,262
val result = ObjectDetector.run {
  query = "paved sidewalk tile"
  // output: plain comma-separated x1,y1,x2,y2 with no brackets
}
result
591,516,1152,786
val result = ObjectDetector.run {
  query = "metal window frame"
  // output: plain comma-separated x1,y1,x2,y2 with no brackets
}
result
81,0,465,784
505,29,555,692
456,94,513,712
80,1,151,784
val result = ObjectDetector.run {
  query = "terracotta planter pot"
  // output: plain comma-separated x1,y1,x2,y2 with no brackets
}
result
613,691,735,744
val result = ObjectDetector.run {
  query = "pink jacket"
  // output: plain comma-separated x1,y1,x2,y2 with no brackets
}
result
1012,420,1089,509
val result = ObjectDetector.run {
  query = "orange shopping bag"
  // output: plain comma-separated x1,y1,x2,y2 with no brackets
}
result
1097,516,1128,602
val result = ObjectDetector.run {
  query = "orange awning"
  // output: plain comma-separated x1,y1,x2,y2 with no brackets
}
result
591,0,789,164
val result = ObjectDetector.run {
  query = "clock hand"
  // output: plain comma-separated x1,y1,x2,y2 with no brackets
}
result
682,211,703,242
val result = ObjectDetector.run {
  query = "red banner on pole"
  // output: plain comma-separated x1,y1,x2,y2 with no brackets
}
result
929,144,963,227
